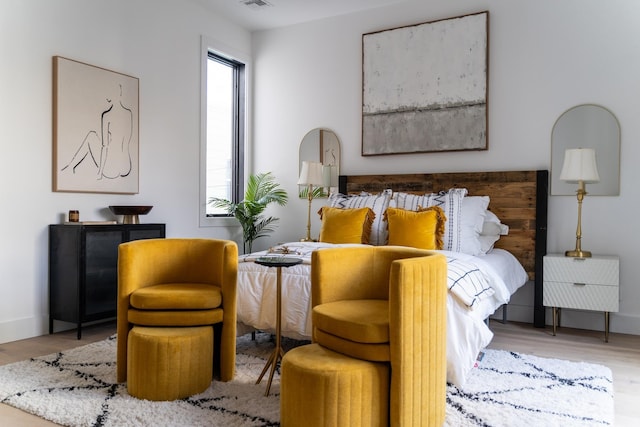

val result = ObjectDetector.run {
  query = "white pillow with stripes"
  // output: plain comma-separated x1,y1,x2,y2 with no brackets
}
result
327,189,392,246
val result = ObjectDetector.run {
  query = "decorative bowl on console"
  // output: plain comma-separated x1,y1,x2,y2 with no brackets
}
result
109,205,153,224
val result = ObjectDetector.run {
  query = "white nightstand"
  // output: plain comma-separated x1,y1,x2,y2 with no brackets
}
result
543,254,619,342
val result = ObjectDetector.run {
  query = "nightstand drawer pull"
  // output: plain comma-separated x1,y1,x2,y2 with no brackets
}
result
573,282,586,286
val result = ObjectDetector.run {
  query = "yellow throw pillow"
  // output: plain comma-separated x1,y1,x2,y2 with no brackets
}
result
318,207,375,244
385,206,446,250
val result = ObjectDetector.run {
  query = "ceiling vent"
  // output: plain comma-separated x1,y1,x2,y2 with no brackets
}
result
240,0,272,9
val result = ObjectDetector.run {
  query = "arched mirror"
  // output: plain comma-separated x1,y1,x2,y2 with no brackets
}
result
298,128,341,198
551,104,620,195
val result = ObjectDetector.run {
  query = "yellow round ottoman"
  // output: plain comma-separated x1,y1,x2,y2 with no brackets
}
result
281,343,390,427
127,326,213,401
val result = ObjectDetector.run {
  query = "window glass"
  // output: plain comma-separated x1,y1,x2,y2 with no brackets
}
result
206,57,234,216
202,50,245,220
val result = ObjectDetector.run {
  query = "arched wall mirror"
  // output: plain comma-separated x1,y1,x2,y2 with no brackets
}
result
298,128,341,198
551,104,620,195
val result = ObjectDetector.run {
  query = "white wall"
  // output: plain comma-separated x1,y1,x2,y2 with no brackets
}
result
251,0,640,335
0,0,251,343
2,0,639,344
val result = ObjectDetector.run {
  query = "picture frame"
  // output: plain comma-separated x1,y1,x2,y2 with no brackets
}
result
53,56,139,194
362,11,489,156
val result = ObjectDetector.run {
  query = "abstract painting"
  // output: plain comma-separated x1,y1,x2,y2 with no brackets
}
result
362,11,489,156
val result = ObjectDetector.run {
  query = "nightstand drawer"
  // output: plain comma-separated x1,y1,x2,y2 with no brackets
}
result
543,256,618,286
543,282,619,312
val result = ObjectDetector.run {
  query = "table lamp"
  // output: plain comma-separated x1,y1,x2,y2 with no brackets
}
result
559,148,600,257
297,161,324,241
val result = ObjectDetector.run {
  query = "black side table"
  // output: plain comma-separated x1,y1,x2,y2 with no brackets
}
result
253,256,303,396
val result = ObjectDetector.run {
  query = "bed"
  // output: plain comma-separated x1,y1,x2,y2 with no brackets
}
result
236,170,548,386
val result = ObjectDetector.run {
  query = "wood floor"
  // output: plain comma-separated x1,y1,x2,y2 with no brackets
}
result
0,320,638,426
0,321,116,426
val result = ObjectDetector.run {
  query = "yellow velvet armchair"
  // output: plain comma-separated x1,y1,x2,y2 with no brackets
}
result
311,246,448,426
116,238,238,383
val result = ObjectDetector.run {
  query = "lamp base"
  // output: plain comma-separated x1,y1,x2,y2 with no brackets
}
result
300,237,317,242
565,249,592,258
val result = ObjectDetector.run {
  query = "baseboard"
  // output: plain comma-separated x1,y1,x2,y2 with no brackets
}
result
543,308,640,335
490,304,640,336
0,315,48,344
490,304,528,324
612,312,640,335
0,315,93,344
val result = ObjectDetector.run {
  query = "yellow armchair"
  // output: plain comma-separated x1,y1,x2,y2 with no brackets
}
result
116,238,238,383
311,245,447,426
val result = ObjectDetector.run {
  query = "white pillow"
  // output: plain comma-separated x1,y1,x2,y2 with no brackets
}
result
483,210,509,235
459,196,489,256
479,234,501,253
478,210,508,254
481,220,502,236
327,189,393,246
394,188,467,252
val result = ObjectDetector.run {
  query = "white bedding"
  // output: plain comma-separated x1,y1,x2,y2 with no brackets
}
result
237,242,527,387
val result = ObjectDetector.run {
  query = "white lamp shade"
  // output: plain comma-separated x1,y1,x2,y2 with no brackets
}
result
297,161,324,186
559,148,600,183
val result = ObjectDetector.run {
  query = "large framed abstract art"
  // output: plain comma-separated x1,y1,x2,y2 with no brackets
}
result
53,56,139,194
362,11,489,156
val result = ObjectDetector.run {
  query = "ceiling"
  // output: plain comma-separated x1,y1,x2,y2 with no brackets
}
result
194,0,410,32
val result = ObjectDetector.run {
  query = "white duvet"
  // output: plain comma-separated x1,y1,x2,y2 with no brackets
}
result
236,242,527,387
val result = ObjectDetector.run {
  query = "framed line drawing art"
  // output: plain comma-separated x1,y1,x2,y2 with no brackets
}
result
362,11,489,156
53,56,139,194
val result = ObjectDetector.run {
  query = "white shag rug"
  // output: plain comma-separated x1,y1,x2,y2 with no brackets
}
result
0,333,613,426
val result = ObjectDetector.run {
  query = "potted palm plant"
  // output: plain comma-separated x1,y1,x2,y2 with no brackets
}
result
208,172,288,254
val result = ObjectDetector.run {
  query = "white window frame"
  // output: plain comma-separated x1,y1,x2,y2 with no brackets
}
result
199,35,251,227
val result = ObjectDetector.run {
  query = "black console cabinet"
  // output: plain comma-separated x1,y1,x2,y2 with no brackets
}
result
48,223,165,338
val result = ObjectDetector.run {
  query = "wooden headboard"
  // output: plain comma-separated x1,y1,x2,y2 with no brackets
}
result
339,170,548,327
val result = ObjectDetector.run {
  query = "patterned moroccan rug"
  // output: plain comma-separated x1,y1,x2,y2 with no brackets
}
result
0,333,613,426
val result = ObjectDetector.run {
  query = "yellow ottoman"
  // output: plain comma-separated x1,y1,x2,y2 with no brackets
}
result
127,326,213,401
281,343,390,427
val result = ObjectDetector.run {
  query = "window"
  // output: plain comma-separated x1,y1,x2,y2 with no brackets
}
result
200,38,248,226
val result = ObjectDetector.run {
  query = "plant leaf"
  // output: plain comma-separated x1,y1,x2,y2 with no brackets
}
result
208,171,288,253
